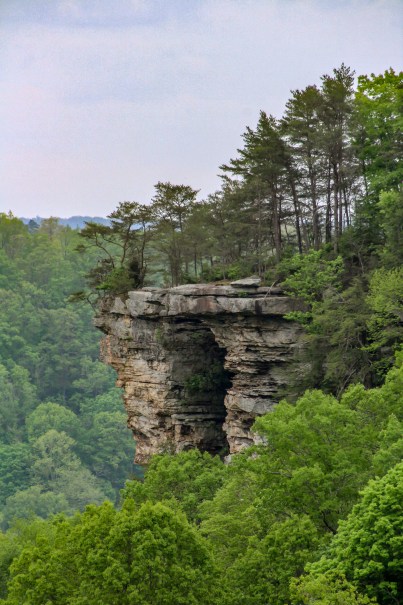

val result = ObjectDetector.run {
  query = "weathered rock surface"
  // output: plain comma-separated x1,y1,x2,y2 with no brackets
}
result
94,284,305,463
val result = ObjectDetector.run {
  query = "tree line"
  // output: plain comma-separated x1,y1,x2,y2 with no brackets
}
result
75,66,401,292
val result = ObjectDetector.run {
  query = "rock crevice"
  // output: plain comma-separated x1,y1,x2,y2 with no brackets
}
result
95,284,304,463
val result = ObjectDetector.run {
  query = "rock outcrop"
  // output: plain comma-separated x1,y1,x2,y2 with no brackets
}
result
94,284,304,463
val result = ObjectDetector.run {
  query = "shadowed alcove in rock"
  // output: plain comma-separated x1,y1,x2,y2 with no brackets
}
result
164,317,233,457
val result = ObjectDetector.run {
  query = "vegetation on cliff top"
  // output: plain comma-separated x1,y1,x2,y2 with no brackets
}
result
74,66,402,392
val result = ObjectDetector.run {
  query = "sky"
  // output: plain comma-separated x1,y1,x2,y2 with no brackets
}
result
0,0,401,218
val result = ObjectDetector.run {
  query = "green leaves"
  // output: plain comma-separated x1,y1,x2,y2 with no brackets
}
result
298,462,403,604
366,267,403,358
26,403,81,442
0,215,133,525
1,361,402,603
224,516,322,605
355,69,403,197
78,202,153,295
252,389,376,533
3,502,220,605
282,249,344,306
122,449,227,523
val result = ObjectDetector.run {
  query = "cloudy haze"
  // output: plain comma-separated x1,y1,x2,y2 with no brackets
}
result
0,0,401,218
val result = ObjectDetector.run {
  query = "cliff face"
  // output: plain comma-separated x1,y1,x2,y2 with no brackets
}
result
94,284,304,463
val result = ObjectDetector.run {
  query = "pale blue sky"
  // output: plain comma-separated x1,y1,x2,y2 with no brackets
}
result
0,0,401,217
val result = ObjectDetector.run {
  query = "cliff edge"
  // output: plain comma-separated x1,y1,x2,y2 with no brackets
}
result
94,283,305,463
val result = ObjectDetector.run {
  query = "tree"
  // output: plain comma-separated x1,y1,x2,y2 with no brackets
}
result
251,389,379,535
223,515,322,605
280,250,374,393
122,449,227,523
0,213,28,259
0,517,53,599
352,69,403,255
195,182,259,280
35,307,98,402
30,430,109,510
366,267,403,375
0,444,31,505
4,502,221,605
80,411,134,490
1,487,68,529
376,190,403,268
290,573,375,604
0,363,37,443
151,181,199,286
75,202,153,299
282,84,325,250
354,69,403,198
221,111,289,261
4,515,75,605
298,462,403,604
319,64,358,249
26,402,81,443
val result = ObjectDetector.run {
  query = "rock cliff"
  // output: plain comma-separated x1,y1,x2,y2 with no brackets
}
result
94,283,304,463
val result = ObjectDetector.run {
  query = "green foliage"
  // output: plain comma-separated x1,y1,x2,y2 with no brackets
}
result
76,201,153,297
3,502,220,605
0,444,31,505
224,515,322,605
26,402,81,442
0,363,37,443
282,249,344,310
198,360,402,603
311,279,371,393
1,487,68,528
79,411,134,489
1,65,402,603
355,69,403,197
0,214,134,526
252,389,379,533
279,247,400,392
151,181,199,286
290,573,376,604
280,249,350,391
0,517,54,599
351,69,402,258
184,362,231,395
1,362,401,603
366,267,403,372
199,462,263,567
300,462,403,604
122,449,227,523
378,190,403,267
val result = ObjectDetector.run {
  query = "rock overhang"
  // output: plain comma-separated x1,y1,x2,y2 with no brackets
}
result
104,284,303,319
95,284,305,463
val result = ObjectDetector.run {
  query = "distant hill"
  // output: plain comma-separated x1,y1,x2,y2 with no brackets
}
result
20,216,111,229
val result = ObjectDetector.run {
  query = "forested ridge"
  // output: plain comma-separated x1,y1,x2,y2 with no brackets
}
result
0,217,136,525
0,66,402,604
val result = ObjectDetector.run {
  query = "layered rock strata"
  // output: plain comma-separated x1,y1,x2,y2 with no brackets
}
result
94,284,304,463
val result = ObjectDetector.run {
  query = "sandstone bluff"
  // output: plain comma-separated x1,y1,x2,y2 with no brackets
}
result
95,282,305,463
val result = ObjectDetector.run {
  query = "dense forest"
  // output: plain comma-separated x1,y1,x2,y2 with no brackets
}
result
0,66,402,604
0,217,136,525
